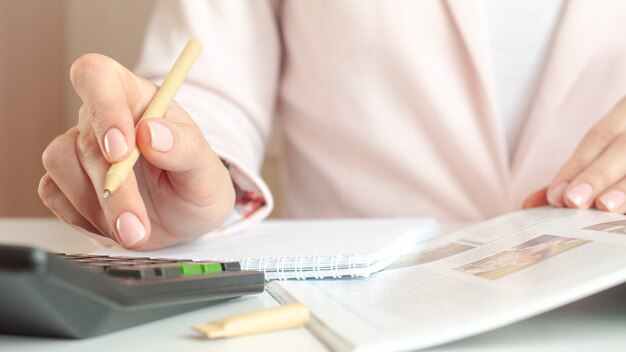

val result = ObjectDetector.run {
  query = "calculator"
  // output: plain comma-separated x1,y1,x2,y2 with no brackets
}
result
0,245,264,338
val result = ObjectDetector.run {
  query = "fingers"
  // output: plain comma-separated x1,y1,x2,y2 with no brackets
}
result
75,126,152,249
562,135,626,209
135,115,235,219
68,55,156,248
38,173,101,235
42,130,111,236
70,53,155,163
41,126,151,249
522,187,549,209
546,97,626,212
595,182,626,213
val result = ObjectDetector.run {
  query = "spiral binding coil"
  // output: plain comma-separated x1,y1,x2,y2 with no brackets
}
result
329,254,337,278
348,253,357,277
225,253,369,280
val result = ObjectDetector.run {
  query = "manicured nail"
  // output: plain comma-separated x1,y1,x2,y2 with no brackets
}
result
103,128,128,161
566,183,594,207
148,121,174,152
599,190,626,212
115,212,146,248
547,182,568,206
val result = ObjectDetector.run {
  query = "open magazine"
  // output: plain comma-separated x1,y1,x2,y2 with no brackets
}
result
270,207,626,351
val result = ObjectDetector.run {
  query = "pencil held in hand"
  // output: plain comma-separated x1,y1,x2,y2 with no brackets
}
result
102,39,203,199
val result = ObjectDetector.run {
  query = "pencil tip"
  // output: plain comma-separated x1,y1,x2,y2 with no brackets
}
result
102,190,111,199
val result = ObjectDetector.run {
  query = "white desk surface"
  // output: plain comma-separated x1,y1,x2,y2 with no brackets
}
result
1,218,625,352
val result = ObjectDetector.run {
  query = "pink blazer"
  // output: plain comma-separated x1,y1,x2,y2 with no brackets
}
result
136,0,626,225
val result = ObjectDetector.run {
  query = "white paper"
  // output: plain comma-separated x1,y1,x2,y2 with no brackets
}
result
94,218,439,280
277,208,626,351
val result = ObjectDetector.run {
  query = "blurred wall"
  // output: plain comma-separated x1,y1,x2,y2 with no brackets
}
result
62,0,156,128
0,0,282,218
0,1,64,216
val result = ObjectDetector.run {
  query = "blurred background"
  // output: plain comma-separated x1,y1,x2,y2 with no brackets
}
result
0,0,282,218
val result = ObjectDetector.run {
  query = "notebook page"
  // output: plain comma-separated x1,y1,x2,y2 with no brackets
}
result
94,218,438,278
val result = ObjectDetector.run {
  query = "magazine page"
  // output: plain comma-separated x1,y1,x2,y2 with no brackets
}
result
275,208,626,351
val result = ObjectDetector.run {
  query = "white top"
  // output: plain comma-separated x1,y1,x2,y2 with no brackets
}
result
485,0,564,156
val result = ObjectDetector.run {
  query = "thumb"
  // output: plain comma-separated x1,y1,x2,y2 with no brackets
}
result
522,186,549,209
135,117,234,209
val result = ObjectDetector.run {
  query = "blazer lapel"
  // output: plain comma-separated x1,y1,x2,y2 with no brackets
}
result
512,0,625,175
444,0,510,189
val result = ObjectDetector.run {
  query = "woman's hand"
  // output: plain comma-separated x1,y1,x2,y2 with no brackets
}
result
524,97,626,213
38,54,236,250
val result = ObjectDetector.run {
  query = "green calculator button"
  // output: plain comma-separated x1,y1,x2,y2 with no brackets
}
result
179,263,223,276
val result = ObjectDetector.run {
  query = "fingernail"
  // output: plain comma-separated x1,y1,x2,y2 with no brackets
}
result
148,121,174,152
547,182,568,206
599,190,626,212
103,128,128,161
115,212,146,248
566,183,594,207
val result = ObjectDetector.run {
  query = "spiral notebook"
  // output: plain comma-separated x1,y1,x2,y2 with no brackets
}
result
95,218,439,280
